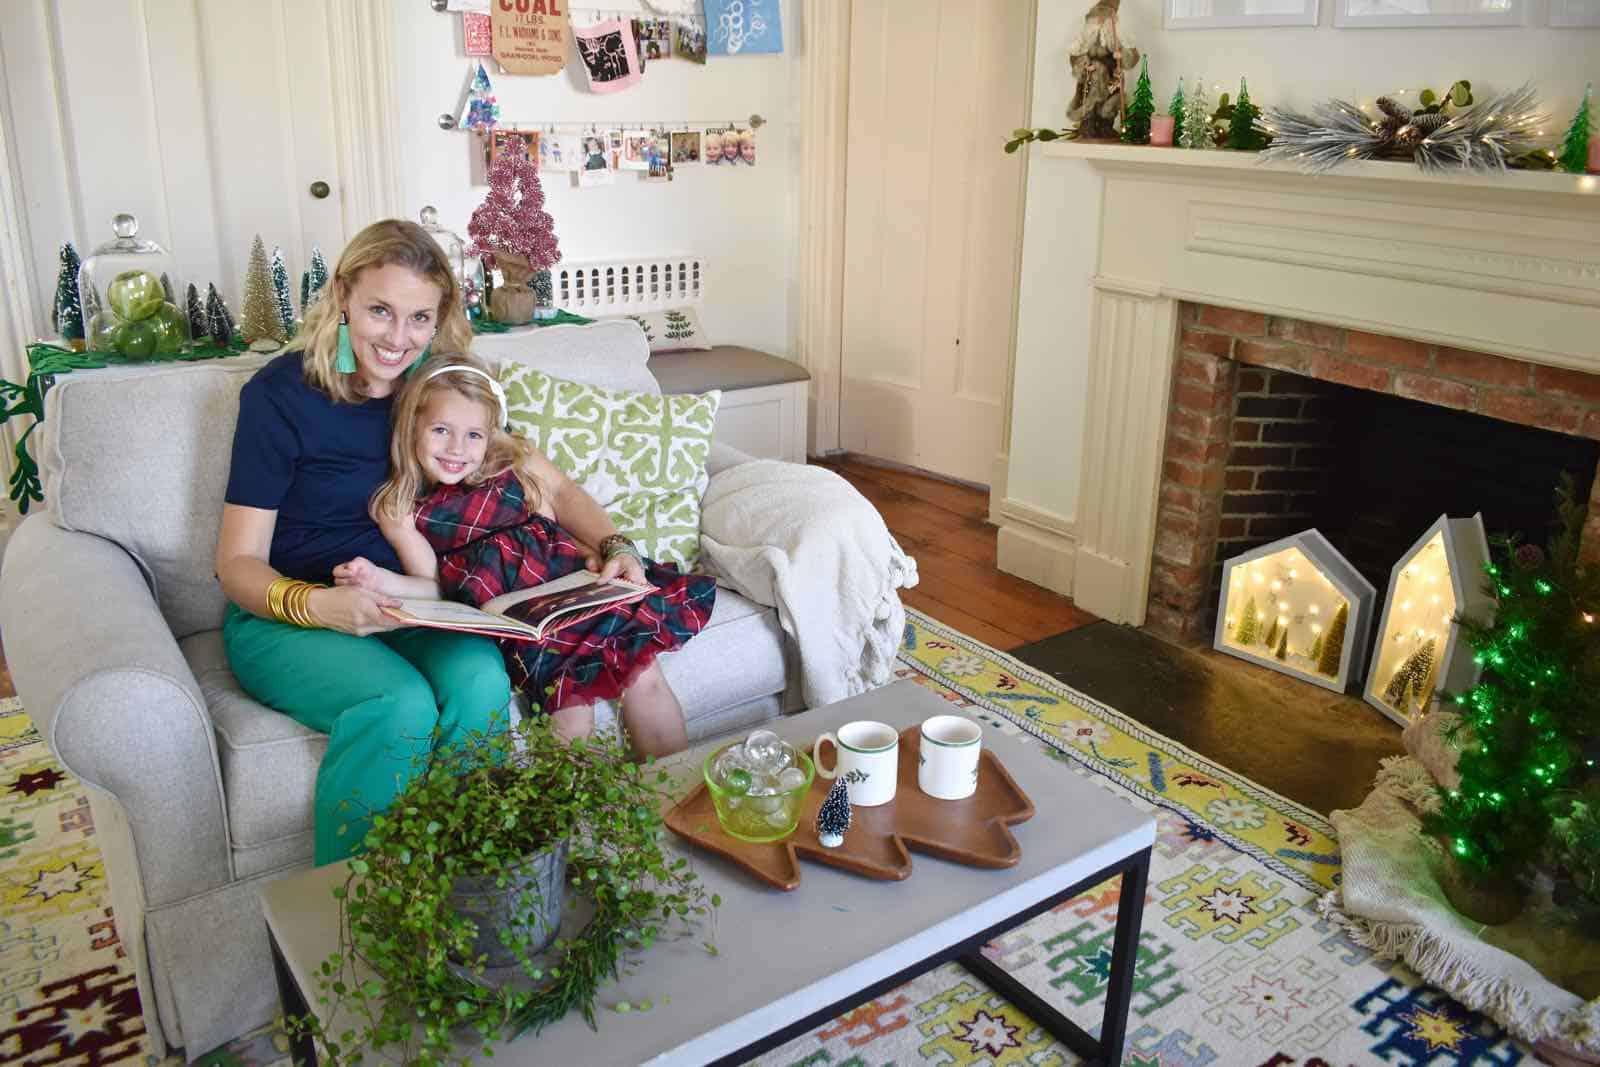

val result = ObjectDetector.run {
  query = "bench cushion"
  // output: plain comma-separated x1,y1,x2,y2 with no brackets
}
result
647,345,811,395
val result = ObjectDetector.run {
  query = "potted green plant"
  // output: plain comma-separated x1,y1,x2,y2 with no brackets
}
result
288,717,717,1066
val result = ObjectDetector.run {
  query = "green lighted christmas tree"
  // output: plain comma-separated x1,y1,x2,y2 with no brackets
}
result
1558,83,1593,176
1227,77,1266,151
1422,483,1600,890
1234,596,1261,645
1317,602,1348,676
1122,58,1156,144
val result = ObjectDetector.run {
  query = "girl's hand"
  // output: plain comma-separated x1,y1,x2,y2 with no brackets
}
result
598,552,647,585
333,556,396,595
307,584,403,636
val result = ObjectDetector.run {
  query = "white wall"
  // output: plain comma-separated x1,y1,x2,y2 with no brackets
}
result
389,4,801,357
1008,0,1599,524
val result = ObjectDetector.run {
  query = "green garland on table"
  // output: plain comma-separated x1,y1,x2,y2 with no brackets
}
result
472,309,594,334
2,341,250,511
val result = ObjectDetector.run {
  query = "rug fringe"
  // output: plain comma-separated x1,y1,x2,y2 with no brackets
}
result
1373,755,1442,814
1317,889,1599,1054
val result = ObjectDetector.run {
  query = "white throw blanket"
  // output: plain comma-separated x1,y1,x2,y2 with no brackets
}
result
698,461,919,708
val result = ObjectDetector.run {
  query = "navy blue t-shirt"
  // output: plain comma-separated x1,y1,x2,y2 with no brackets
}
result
225,353,403,583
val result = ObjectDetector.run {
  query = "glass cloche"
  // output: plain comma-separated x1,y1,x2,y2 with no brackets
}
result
418,205,467,292
78,213,189,358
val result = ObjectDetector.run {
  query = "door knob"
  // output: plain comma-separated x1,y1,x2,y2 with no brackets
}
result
309,180,330,199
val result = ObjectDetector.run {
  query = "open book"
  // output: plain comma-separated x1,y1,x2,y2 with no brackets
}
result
382,570,656,643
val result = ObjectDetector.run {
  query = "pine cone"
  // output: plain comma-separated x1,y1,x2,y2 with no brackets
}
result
1411,113,1448,135
1376,96,1411,122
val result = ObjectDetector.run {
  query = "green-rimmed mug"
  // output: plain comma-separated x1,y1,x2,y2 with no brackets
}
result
812,720,899,807
918,715,982,800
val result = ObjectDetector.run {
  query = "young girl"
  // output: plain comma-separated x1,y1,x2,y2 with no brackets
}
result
334,352,715,757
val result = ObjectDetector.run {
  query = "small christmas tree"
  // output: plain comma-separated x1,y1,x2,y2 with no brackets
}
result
1227,77,1265,151
458,61,499,133
1168,77,1186,147
815,778,852,847
1234,595,1261,645
1122,58,1155,144
1264,615,1282,650
303,247,329,314
52,243,84,345
1384,637,1438,713
1181,77,1213,150
1558,83,1593,176
468,153,562,271
185,283,208,344
1275,630,1288,660
270,246,295,338
205,284,236,347
1309,631,1325,662
238,236,284,345
1317,602,1348,677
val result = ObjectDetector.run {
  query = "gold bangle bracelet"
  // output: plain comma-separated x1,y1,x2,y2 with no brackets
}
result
266,577,324,628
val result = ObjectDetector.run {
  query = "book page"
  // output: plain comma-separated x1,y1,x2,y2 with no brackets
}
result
480,570,600,616
386,598,540,637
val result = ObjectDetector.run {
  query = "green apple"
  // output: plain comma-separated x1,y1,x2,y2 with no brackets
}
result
106,269,165,322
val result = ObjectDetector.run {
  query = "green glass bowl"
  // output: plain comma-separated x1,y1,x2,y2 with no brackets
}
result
703,745,815,843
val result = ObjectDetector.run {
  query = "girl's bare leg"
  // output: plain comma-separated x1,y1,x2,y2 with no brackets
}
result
619,660,688,759
550,703,596,743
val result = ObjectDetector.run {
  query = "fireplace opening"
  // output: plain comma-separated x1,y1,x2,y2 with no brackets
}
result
1212,366,1600,628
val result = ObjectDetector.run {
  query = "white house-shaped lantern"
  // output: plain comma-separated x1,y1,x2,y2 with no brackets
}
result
1364,514,1493,726
1214,530,1377,693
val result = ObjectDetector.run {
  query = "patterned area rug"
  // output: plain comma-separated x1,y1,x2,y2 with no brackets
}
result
0,610,1543,1065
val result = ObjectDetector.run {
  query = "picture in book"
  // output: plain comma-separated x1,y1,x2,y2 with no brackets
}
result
383,570,655,643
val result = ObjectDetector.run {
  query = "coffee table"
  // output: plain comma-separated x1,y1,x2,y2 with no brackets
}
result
261,680,1156,1066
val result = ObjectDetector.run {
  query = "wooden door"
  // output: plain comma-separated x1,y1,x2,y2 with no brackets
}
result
0,0,350,333
838,0,1031,486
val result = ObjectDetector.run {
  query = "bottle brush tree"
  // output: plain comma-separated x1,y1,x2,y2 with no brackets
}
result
52,242,84,345
1234,595,1261,645
1316,603,1348,676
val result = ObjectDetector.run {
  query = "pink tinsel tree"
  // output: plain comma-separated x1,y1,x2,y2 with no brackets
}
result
467,153,561,270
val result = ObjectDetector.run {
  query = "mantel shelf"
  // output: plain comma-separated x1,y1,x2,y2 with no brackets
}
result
1041,140,1600,201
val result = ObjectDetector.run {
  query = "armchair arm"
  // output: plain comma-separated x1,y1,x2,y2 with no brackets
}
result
0,517,232,905
706,441,757,478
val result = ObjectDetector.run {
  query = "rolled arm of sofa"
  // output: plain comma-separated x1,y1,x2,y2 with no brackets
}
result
706,440,757,478
0,516,232,904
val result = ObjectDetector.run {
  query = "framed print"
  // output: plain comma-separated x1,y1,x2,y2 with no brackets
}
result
1549,0,1600,24
1166,0,1319,28
1334,0,1523,27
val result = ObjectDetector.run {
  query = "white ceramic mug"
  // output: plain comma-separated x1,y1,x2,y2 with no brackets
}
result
812,720,899,807
918,715,982,800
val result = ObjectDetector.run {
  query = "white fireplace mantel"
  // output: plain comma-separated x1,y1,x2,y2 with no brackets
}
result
1032,140,1600,626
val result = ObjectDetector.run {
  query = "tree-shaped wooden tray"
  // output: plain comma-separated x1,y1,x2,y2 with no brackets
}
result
665,726,1035,891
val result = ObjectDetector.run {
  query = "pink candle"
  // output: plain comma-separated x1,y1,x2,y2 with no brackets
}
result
1590,136,1600,174
1150,115,1176,147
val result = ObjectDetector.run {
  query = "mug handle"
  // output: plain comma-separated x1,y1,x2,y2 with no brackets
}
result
812,732,839,778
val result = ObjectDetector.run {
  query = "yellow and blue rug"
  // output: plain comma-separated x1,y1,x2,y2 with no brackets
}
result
0,610,1538,1065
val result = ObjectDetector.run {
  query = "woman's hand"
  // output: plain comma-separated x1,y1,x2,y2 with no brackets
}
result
308,584,403,636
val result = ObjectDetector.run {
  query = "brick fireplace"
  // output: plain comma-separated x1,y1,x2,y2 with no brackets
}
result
1147,302,1600,644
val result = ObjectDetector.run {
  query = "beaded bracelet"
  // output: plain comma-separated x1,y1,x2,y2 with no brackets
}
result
598,533,642,562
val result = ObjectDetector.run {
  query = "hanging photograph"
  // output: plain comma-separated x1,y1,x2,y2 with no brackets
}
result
675,19,708,63
706,0,784,54
670,131,702,164
484,128,539,169
1166,0,1319,27
638,18,674,60
1334,0,1523,26
539,133,579,173
645,132,673,182
574,19,643,93
578,133,615,186
1549,0,1600,24
620,130,654,171
702,128,732,165
726,127,756,166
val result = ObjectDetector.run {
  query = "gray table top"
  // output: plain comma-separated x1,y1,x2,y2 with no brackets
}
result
260,680,1155,1066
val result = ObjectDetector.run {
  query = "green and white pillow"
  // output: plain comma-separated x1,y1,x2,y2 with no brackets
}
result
499,363,720,570
610,306,713,353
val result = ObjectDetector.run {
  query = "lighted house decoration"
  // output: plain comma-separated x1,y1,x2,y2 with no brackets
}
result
1214,530,1377,693
1364,514,1493,726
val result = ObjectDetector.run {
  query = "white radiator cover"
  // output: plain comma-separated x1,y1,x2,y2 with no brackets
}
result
553,256,703,316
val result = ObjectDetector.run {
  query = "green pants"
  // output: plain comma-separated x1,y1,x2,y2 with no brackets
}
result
223,604,511,865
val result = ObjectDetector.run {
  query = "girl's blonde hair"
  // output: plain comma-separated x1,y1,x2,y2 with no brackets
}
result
291,219,471,404
371,351,545,523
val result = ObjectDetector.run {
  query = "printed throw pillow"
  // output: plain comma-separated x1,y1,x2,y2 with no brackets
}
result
610,306,713,354
499,363,720,570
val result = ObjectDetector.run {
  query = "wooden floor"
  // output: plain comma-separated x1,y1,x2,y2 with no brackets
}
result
811,456,1097,650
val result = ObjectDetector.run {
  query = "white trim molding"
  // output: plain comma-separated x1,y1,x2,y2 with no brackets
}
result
325,0,403,233
796,0,851,457
995,496,1077,597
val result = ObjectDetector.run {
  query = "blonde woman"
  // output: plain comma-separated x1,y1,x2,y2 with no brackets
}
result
342,352,711,759
215,219,511,865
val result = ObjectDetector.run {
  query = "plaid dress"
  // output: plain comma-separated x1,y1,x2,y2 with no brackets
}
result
413,469,716,712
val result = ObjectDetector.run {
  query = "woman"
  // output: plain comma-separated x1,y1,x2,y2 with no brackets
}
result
215,219,511,865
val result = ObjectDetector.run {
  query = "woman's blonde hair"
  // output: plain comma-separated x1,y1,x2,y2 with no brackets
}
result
291,219,471,404
370,351,545,523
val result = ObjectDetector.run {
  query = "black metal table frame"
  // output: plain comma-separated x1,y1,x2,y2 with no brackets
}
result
270,845,1152,1067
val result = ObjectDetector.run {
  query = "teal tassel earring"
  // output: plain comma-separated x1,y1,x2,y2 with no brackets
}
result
335,312,356,373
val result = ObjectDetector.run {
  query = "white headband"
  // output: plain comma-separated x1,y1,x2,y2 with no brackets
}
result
422,364,508,428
